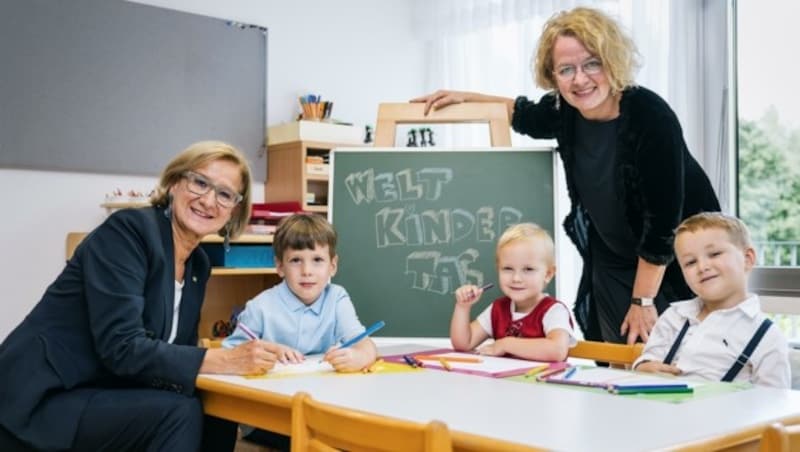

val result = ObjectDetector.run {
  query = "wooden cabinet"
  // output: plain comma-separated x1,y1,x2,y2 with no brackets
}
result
265,140,358,214
66,232,280,341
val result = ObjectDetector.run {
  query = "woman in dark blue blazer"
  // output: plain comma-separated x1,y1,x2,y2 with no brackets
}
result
0,141,278,451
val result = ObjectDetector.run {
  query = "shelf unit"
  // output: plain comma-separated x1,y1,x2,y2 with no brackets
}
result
264,140,365,215
66,232,280,341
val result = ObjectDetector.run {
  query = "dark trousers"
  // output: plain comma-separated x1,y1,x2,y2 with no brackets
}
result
590,229,672,344
243,428,290,451
1,389,237,452
70,389,237,452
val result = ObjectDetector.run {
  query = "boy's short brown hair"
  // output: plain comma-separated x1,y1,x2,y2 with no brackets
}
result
674,212,752,250
496,223,555,266
273,214,337,261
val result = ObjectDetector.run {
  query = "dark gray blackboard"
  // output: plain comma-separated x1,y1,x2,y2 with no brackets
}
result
330,148,555,337
0,0,267,180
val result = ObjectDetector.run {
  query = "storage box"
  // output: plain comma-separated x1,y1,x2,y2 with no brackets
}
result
201,243,274,268
267,120,362,145
306,163,329,176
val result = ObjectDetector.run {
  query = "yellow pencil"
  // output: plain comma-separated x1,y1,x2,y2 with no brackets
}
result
438,358,453,371
524,364,550,378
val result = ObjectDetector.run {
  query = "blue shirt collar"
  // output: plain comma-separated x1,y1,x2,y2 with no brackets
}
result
278,280,327,315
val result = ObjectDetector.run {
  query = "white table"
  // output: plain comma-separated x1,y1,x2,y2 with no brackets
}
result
197,344,800,451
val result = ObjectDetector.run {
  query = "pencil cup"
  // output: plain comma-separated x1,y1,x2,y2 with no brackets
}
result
299,99,332,121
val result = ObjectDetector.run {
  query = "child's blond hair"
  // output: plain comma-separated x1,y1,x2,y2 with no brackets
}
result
674,212,752,251
496,223,555,266
273,214,337,261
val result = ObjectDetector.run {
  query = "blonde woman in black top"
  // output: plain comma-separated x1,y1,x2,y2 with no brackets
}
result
413,7,719,345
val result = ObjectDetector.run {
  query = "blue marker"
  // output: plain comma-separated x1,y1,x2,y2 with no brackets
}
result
320,320,386,363
339,320,386,349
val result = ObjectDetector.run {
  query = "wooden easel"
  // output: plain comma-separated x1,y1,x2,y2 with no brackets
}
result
373,102,511,147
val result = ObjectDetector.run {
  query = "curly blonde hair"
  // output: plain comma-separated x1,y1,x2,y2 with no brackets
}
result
533,7,639,94
150,141,253,238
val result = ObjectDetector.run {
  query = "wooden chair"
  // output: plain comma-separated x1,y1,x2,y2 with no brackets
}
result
760,421,800,452
66,232,88,259
200,338,223,348
568,340,644,367
668,415,800,451
290,392,452,452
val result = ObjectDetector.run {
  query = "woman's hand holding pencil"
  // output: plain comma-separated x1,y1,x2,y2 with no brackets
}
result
237,320,303,364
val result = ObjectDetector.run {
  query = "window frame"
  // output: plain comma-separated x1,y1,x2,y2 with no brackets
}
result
731,0,800,297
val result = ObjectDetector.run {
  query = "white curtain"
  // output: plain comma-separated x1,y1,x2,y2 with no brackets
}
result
416,0,728,182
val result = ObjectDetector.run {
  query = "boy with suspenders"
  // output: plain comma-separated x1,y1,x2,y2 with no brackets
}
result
633,213,790,388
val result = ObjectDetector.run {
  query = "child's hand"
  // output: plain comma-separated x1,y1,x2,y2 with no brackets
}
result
322,346,364,373
454,284,486,307
635,360,682,376
263,342,304,364
476,339,505,356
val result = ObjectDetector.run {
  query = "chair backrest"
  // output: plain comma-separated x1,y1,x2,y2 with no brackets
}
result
373,102,511,147
66,232,88,259
290,392,452,452
760,422,800,452
199,338,223,348
568,340,644,367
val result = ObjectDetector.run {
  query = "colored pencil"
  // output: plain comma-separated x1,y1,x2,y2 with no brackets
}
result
611,384,689,391
339,320,386,349
403,355,418,368
438,358,453,371
612,386,694,395
535,367,568,381
524,365,550,378
238,322,258,341
540,377,613,390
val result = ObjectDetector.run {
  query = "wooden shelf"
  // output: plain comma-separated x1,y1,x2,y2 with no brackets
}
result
202,233,274,244
305,205,328,213
100,201,150,213
266,140,363,213
211,267,278,276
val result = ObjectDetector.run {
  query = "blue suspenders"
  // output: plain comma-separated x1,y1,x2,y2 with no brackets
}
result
662,318,773,382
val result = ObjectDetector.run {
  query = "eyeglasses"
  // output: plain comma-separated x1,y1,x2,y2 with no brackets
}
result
553,58,603,81
183,171,243,208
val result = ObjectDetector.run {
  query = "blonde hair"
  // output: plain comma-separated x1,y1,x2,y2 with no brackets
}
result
533,7,639,94
496,223,555,266
675,212,752,251
150,141,252,238
273,214,337,261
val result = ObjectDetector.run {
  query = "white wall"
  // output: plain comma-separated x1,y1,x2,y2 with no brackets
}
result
0,0,423,339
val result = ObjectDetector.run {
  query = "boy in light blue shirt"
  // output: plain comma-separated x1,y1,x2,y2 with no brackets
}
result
223,214,377,372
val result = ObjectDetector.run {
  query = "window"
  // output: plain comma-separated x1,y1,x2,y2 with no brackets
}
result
736,0,800,340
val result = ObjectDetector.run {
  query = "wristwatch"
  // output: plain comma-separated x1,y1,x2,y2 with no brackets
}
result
631,297,654,307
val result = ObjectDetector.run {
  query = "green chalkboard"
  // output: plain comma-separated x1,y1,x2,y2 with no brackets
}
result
330,148,555,337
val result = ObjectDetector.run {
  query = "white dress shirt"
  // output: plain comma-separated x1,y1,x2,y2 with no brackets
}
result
167,280,183,344
634,294,790,388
